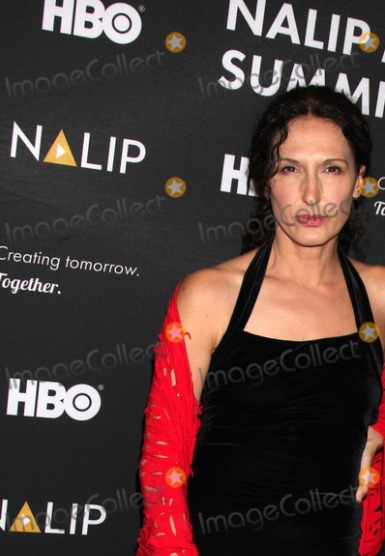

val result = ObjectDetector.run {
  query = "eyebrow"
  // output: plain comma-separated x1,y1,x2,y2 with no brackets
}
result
277,157,349,164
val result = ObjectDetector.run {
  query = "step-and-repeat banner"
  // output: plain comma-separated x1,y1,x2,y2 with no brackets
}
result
1,1,385,554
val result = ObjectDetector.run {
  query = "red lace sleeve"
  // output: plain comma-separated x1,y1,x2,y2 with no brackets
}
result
136,284,202,556
359,363,385,556
370,362,385,440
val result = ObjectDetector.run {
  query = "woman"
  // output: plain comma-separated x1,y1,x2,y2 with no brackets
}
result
137,86,385,556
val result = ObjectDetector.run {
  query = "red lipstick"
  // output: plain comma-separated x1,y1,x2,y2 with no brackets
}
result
295,214,328,227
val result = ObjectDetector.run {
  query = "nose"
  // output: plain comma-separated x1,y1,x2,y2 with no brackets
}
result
302,170,321,206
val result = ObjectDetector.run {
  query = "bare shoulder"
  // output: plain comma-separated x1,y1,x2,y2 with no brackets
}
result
350,258,385,289
177,249,257,310
177,249,257,349
349,257,385,318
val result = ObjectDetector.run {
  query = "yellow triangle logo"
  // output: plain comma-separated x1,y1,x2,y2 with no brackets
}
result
10,501,41,533
43,130,77,166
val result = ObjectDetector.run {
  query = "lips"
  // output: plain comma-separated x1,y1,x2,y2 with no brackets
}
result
295,214,328,227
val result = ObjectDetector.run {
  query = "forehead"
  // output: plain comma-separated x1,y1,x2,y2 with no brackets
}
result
280,116,353,156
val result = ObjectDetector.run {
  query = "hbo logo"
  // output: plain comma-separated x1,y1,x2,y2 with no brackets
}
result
42,0,142,44
6,379,101,421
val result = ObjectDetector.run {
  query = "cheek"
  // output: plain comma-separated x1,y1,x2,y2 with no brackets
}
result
270,182,297,206
326,188,353,210
336,197,354,219
270,195,297,226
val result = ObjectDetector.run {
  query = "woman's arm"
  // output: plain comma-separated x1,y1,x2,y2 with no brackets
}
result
358,366,385,556
137,274,219,555
351,262,385,501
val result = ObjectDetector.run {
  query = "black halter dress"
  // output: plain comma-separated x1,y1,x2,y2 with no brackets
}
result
187,240,383,555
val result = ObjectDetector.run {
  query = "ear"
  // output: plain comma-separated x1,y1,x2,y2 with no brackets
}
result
353,165,366,199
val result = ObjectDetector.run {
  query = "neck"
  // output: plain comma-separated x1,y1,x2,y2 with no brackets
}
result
269,231,342,289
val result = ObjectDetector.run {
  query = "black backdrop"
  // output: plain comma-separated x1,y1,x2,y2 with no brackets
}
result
1,1,385,554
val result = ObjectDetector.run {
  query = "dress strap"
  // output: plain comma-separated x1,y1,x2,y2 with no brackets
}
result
227,237,273,332
210,237,273,368
338,247,383,385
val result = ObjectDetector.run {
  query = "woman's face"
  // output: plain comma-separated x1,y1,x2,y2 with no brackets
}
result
269,115,365,248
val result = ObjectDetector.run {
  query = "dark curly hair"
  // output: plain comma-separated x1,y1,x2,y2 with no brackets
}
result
241,85,372,254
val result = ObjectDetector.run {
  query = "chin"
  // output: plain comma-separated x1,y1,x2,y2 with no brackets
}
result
280,225,341,248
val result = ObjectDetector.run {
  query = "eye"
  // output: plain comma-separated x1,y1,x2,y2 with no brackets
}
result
279,165,298,173
325,165,342,174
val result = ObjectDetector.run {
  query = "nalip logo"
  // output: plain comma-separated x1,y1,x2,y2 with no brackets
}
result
11,122,146,173
42,0,142,45
1,499,106,534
